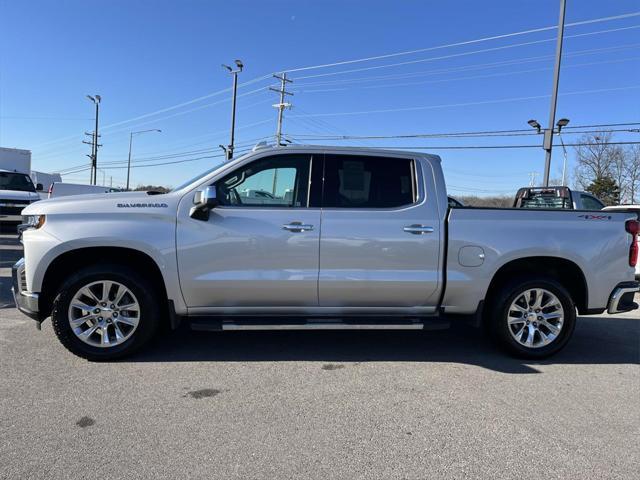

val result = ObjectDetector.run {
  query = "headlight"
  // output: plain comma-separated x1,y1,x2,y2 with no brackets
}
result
21,214,46,231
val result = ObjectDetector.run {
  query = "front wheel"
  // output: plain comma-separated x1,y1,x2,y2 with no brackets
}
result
488,277,576,358
51,264,160,361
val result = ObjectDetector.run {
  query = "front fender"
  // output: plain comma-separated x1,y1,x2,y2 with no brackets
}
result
23,215,186,315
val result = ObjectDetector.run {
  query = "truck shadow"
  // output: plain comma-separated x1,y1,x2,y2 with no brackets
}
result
130,316,640,373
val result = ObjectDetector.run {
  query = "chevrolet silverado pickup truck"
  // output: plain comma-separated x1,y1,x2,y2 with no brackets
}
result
12,145,639,361
0,170,41,232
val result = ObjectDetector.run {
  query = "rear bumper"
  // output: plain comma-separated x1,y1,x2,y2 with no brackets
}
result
607,281,639,314
11,258,42,322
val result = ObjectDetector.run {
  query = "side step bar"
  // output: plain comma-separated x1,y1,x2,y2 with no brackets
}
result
221,323,426,331
189,318,450,332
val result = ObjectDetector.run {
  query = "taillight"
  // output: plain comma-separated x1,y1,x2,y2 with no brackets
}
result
626,220,639,267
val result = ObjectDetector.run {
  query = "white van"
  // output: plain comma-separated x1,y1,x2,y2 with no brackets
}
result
48,182,119,198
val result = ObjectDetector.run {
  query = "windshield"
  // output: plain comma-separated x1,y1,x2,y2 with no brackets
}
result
0,171,36,192
170,161,225,192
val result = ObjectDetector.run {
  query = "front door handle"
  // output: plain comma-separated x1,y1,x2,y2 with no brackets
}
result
403,224,434,234
282,222,314,232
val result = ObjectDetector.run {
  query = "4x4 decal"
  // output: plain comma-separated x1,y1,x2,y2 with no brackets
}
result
578,214,612,220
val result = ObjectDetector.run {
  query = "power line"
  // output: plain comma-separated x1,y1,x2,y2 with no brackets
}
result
31,76,273,150
348,141,640,150
287,127,639,141
53,121,640,175
100,149,253,170
290,57,639,94
282,12,640,74
291,42,640,88
33,93,273,161
291,24,640,81
288,85,640,118
38,117,273,166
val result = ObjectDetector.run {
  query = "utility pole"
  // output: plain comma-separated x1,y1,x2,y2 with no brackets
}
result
82,131,95,184
86,95,101,185
270,73,293,146
542,0,567,186
222,60,243,160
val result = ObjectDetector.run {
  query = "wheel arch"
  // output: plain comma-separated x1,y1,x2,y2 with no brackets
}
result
485,256,589,315
39,246,169,320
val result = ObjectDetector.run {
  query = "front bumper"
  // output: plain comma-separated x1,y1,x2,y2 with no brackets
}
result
11,258,42,322
607,281,639,314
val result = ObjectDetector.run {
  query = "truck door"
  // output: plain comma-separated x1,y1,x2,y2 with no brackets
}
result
318,154,442,309
176,153,321,310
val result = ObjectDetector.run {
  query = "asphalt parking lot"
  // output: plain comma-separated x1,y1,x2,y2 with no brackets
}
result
1,232,639,479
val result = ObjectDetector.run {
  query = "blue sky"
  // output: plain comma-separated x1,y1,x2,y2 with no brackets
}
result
0,0,638,193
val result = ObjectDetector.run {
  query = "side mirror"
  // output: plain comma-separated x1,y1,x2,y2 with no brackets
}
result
36,183,43,191
202,186,219,208
190,186,219,220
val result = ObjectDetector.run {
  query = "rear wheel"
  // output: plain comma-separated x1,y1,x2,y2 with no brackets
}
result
51,264,159,361
488,277,576,358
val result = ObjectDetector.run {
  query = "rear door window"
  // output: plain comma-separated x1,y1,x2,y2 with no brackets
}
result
322,154,416,208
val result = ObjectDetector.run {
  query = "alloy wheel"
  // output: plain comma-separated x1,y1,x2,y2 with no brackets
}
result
507,288,564,349
67,280,140,348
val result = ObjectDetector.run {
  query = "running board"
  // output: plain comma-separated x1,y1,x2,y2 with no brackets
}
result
189,318,450,332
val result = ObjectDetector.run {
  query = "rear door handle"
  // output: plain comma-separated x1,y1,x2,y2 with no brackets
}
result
403,224,434,234
282,222,314,232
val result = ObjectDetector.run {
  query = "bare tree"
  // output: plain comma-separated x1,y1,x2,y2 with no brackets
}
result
625,144,640,204
573,132,619,189
610,146,630,202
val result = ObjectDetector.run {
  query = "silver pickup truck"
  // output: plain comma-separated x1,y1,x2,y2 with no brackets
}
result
12,145,639,360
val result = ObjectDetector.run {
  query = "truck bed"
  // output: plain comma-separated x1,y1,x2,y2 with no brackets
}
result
442,207,636,314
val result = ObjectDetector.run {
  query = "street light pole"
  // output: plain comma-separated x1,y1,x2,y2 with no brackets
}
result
222,60,243,161
543,0,567,186
126,129,162,191
86,94,101,185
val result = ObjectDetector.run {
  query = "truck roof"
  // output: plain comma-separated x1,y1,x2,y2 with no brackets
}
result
249,143,442,162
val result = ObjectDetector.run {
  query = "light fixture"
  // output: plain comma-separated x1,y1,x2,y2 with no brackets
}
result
527,119,542,133
556,118,570,131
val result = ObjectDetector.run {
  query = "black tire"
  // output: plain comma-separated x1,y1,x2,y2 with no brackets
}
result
487,276,576,359
51,264,160,361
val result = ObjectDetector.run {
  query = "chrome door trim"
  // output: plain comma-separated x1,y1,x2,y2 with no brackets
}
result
282,222,314,232
403,225,435,234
